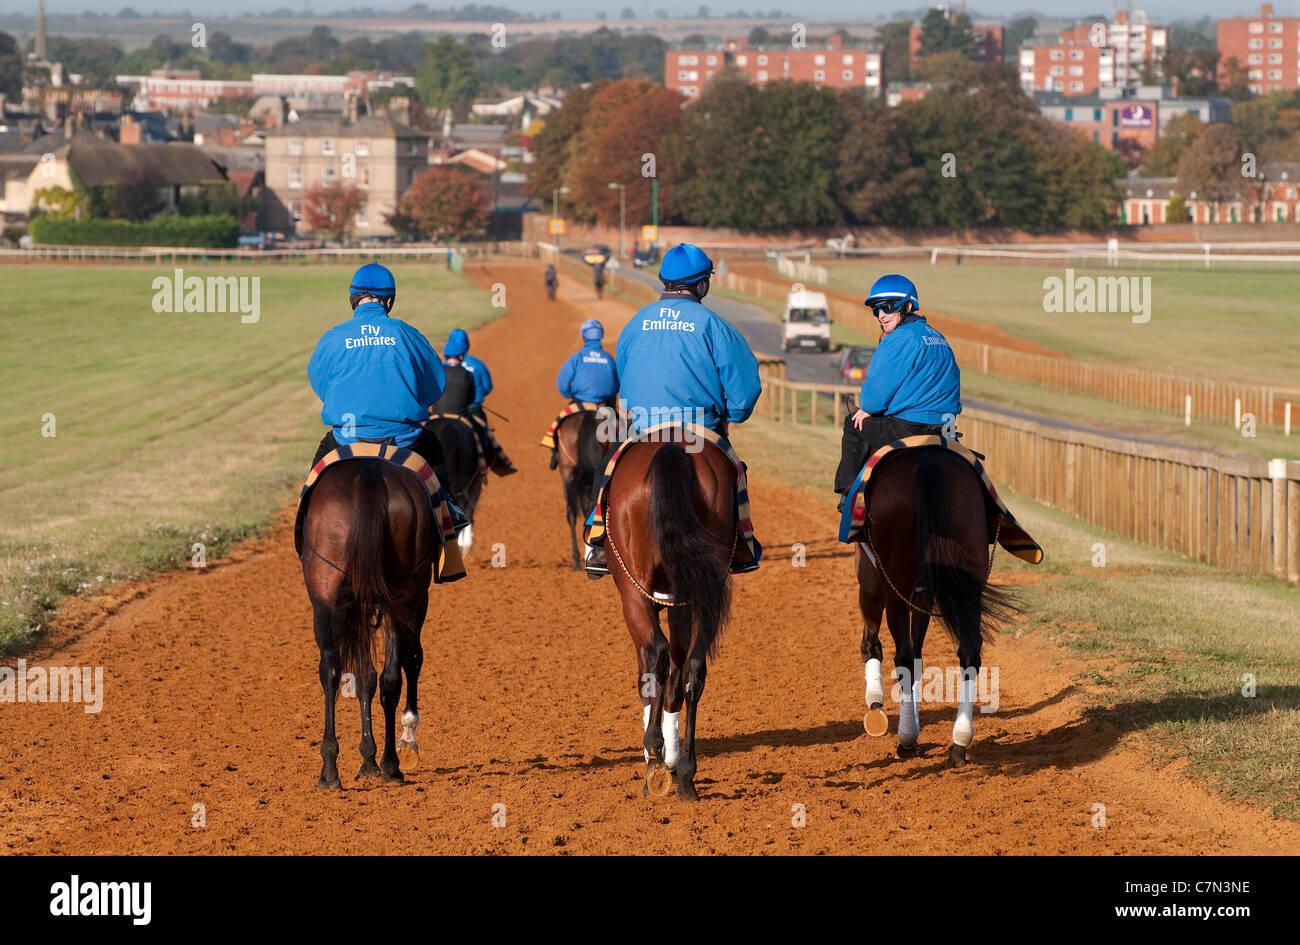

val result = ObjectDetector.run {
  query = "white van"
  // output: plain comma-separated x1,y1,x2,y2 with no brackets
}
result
781,288,831,352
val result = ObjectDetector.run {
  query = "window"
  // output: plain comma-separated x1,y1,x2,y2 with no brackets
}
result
684,86,697,96
288,200,300,222
757,55,767,65
287,138,302,156
355,204,367,228
842,70,853,81
842,54,853,65
1249,38,1263,49
1069,81,1083,91
1094,108,1102,121
1064,107,1073,120
736,54,747,65
1249,54,1263,64
1268,69,1283,79
1069,65,1083,76
757,70,768,81
813,70,825,81
355,139,369,156
407,141,418,156
678,70,688,81
1248,22,1263,33
288,165,302,189
1050,49,1064,60
1249,68,1264,79
408,168,418,187
322,166,337,184
1269,38,1282,49
321,138,335,155
1269,21,1283,33
682,55,698,66
359,167,369,189
814,54,825,65
1269,54,1282,64
1050,65,1064,76
688,70,699,81
1069,49,1084,60
706,55,717,65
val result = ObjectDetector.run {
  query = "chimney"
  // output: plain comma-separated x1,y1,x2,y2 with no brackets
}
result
279,96,289,128
1261,3,1274,17
120,113,142,144
344,91,358,125
828,33,843,50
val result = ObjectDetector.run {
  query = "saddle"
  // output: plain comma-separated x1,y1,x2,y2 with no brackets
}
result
837,434,1043,565
539,400,621,453
583,422,761,574
426,410,489,479
296,441,467,583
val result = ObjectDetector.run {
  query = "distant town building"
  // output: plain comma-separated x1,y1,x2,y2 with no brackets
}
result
1216,4,1299,96
1020,10,1167,96
1034,86,1231,149
115,71,414,112
665,34,883,101
1119,164,1300,224
262,98,427,237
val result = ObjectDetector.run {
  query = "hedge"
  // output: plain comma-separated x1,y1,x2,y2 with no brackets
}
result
29,214,240,248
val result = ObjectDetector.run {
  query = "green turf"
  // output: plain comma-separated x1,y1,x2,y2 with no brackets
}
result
0,263,499,655
822,259,1300,391
730,414,1300,821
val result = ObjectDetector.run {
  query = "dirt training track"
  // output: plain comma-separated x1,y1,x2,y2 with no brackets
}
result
3,261,1298,855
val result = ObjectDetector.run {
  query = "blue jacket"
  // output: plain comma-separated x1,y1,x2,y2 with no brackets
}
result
557,340,619,403
460,354,492,407
616,293,761,431
308,302,445,447
859,315,961,424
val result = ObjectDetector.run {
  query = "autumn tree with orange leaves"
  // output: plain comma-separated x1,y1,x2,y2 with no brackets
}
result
300,182,366,242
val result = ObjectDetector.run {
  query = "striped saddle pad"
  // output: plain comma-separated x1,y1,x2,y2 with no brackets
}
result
583,422,760,572
837,434,1043,565
295,441,466,584
539,401,617,451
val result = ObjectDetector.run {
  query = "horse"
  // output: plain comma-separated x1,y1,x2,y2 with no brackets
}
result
555,407,614,569
605,426,735,801
854,446,1016,768
300,460,434,789
426,415,485,553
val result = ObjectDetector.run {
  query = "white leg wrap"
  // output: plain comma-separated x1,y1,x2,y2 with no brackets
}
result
661,711,681,767
642,704,652,762
457,523,474,551
898,660,922,747
953,676,976,748
864,658,884,707
399,710,418,745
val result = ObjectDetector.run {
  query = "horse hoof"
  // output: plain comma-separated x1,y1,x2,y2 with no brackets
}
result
896,741,919,758
946,745,968,769
864,707,889,737
317,776,342,790
646,761,673,797
676,779,700,802
396,741,420,772
381,767,405,783
356,761,381,780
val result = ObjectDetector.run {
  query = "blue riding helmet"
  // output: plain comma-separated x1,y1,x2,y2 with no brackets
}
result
865,274,919,313
580,318,604,341
658,243,714,287
443,328,470,358
349,261,396,298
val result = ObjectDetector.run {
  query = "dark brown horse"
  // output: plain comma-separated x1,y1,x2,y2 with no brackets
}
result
555,407,614,569
605,427,735,801
426,415,485,554
855,447,1015,768
300,460,434,788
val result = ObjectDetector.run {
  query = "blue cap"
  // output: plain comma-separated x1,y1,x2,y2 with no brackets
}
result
443,328,470,358
658,243,714,287
349,261,396,297
864,274,919,311
580,319,603,341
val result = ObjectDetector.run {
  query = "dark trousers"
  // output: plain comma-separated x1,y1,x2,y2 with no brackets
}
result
834,414,944,495
312,428,450,487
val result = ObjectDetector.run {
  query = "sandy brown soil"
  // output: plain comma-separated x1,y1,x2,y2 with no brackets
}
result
728,260,1064,358
2,261,1297,855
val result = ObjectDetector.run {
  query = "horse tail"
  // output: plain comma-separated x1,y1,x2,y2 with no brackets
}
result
647,443,732,658
572,410,606,509
333,462,404,684
912,451,1016,650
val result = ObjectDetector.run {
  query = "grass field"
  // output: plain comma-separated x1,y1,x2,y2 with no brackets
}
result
822,259,1300,391
0,263,498,654
731,415,1300,821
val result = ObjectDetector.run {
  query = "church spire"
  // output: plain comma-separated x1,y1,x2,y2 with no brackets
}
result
35,0,47,62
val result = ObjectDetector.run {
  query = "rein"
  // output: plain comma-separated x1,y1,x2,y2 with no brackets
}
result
607,517,739,608
864,507,1001,617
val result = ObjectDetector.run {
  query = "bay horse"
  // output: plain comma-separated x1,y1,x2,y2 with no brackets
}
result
855,446,1016,768
426,415,485,553
555,407,614,569
300,460,434,788
606,426,735,801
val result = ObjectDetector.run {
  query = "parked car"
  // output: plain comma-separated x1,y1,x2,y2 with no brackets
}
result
583,244,611,265
834,345,874,384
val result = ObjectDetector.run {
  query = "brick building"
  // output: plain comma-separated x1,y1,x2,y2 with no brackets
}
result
1119,163,1300,225
1216,4,1300,95
664,35,883,101
1019,10,1167,97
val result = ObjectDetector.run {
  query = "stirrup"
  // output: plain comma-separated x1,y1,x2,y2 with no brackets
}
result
584,545,608,579
446,498,471,532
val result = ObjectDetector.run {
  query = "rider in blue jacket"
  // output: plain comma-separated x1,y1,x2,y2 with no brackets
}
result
586,243,761,576
443,328,516,475
307,262,467,524
833,274,962,505
556,319,619,405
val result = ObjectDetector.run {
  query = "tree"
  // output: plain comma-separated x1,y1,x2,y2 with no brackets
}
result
747,26,771,46
0,31,23,99
1029,129,1124,231
1003,17,1037,63
1114,136,1147,172
1165,193,1191,222
1176,123,1243,220
917,8,976,59
401,166,491,241
1140,113,1203,176
415,35,480,120
878,20,912,83
1162,46,1219,97
834,91,926,225
300,183,366,242
521,82,599,205
112,169,164,222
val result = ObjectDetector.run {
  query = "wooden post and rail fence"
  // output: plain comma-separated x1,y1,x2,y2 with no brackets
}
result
759,373,1300,585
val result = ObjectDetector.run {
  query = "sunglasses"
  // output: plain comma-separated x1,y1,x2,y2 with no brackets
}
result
871,300,906,317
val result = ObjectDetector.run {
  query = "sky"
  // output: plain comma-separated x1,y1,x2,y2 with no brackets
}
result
0,0,1280,22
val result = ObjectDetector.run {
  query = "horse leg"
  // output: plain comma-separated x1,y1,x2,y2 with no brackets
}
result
378,627,405,782
397,595,427,772
887,595,922,756
662,606,690,776
856,545,887,736
624,593,671,796
314,602,343,790
949,623,982,770
564,479,583,570
356,647,381,780
675,633,709,803
910,603,932,750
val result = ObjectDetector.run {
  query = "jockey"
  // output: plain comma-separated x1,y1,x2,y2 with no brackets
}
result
833,274,961,508
443,328,517,476
585,243,761,576
544,263,557,286
307,262,467,526
556,319,619,406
